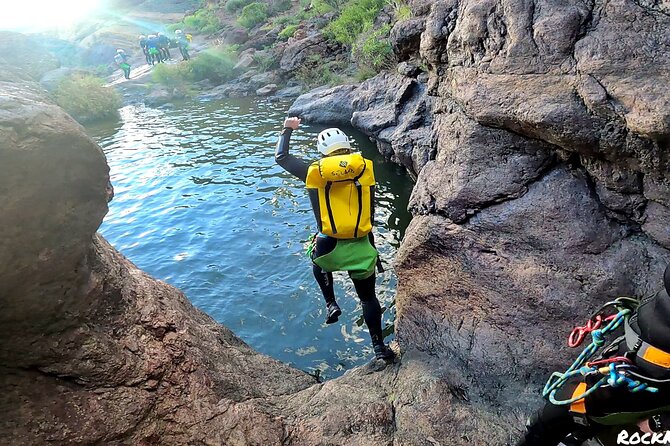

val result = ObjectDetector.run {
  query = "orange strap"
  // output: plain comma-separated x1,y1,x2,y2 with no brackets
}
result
569,382,588,414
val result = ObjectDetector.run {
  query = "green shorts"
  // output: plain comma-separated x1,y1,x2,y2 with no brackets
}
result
311,235,377,281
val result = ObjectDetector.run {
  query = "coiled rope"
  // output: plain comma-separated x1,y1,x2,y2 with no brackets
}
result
542,297,657,406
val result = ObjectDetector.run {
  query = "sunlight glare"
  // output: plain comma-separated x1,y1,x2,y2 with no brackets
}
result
0,0,101,31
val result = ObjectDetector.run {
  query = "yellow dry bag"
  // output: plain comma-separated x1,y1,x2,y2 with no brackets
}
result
305,153,375,239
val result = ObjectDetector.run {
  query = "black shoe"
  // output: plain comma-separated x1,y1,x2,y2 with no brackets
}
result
325,303,341,324
373,343,395,361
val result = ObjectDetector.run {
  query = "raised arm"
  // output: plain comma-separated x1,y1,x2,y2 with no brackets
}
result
275,117,309,183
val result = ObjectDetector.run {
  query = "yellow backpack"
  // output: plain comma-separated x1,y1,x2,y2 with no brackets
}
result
305,153,375,239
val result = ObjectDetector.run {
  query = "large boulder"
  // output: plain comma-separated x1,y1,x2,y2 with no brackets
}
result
389,0,670,441
288,73,435,179
288,84,358,125
223,26,249,45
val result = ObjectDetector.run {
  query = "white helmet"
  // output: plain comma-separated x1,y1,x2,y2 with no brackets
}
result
317,128,351,155
116,48,125,54
175,29,183,34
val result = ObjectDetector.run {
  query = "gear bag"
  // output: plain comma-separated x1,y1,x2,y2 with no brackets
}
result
305,153,375,239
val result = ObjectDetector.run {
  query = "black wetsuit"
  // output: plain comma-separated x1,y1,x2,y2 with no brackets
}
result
275,127,385,347
157,34,171,60
518,267,670,445
139,37,150,64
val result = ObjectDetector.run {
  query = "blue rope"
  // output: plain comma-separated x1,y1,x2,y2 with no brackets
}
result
607,364,658,393
543,309,633,405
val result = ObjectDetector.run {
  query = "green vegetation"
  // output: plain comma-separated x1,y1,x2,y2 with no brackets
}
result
387,0,412,20
355,66,378,82
268,0,293,15
225,0,255,13
295,55,346,88
238,3,269,29
272,14,300,27
53,75,120,123
278,24,299,40
253,52,278,72
152,46,238,86
352,24,393,70
395,4,412,20
323,0,386,45
169,7,221,34
309,0,337,14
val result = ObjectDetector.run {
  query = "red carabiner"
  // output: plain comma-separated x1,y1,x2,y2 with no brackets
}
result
568,314,616,348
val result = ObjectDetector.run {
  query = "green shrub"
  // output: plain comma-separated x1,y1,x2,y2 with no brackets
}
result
273,15,300,27
182,8,222,34
53,75,121,123
355,66,378,82
238,3,269,29
319,0,347,9
190,46,237,83
323,0,386,45
278,24,299,40
386,0,412,20
395,4,412,20
225,0,255,13
253,52,278,72
352,24,393,70
152,46,238,86
151,62,193,88
269,0,293,15
310,0,337,14
294,55,345,88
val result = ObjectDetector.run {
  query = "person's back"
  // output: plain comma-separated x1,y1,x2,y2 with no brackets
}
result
274,117,394,362
146,35,158,48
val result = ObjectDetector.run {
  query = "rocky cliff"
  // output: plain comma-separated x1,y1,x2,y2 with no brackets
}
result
289,0,670,442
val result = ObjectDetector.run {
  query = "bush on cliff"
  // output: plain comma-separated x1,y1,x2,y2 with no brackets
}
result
53,75,121,124
352,24,394,70
295,54,345,88
238,3,269,29
278,24,298,40
225,0,255,13
152,46,237,86
168,7,221,34
323,0,386,45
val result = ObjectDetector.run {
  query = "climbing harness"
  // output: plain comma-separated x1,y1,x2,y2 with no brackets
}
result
542,297,662,407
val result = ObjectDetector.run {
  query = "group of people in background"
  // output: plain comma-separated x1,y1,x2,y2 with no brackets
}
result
114,29,193,80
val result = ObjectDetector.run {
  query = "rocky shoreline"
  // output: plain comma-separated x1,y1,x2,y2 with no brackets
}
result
2,0,670,444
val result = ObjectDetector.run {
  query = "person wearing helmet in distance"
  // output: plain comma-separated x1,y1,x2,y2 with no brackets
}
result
114,49,131,79
275,116,395,362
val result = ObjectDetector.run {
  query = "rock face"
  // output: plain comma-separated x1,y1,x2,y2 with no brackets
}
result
395,0,670,442
290,0,670,443
279,32,341,72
